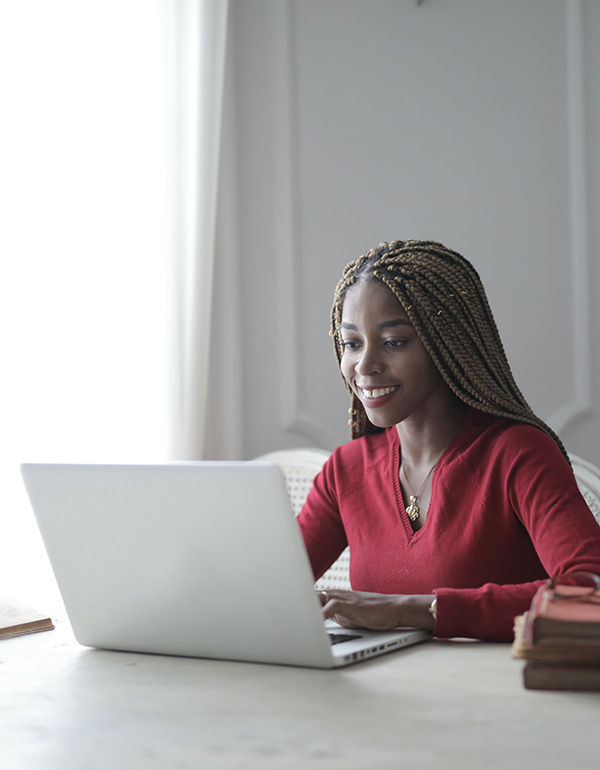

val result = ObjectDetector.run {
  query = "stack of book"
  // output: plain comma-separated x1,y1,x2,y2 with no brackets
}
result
512,581,600,691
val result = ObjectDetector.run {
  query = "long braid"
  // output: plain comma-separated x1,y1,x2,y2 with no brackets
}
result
331,240,569,461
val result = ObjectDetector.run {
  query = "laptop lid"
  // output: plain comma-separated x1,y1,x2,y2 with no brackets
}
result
20,462,429,668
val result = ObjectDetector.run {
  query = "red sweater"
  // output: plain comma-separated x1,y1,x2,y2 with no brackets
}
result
298,409,600,641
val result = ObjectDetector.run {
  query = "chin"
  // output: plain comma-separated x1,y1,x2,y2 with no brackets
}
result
364,411,397,429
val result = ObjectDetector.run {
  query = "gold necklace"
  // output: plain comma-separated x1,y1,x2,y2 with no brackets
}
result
401,456,442,522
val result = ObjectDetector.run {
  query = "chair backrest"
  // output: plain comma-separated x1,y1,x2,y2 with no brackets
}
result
254,448,331,515
570,453,600,526
254,448,351,590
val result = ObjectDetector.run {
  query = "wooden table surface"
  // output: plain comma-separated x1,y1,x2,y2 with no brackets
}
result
3,617,600,770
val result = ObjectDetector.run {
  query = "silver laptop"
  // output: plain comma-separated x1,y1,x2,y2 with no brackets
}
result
20,461,430,668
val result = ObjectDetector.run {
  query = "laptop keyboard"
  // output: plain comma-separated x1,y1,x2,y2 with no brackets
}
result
328,632,362,645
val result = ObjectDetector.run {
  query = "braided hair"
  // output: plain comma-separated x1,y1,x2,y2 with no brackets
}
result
331,239,568,460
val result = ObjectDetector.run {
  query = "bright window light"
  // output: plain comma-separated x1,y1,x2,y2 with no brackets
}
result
0,1,168,609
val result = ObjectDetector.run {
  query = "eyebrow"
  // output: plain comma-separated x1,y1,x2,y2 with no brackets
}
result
340,319,413,331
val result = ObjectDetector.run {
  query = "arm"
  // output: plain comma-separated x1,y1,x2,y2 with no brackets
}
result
434,432,600,641
297,455,349,581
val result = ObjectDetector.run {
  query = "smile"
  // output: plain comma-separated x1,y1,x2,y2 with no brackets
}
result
360,385,399,400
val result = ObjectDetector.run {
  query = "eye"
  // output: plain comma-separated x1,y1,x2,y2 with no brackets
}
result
384,339,407,348
341,340,361,351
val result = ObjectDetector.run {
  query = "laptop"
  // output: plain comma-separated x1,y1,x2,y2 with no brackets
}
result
20,461,430,668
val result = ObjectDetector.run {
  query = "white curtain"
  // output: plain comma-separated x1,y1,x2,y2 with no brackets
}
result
0,0,169,608
161,0,230,460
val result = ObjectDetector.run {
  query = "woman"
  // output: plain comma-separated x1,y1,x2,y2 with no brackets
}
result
297,240,600,642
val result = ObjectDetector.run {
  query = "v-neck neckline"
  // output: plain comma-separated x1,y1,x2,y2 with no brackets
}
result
391,410,470,537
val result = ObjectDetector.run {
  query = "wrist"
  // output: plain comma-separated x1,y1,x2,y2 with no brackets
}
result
395,594,436,631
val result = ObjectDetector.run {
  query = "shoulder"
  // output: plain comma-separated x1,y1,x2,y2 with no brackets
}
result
330,427,396,466
456,409,571,476
468,408,561,448
444,411,583,525
322,428,396,494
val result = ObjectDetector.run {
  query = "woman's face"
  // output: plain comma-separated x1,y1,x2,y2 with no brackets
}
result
339,279,450,429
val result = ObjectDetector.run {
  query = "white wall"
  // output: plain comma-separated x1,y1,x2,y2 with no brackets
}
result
213,0,600,465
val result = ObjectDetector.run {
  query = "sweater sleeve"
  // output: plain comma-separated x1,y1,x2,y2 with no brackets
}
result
297,455,349,581
434,430,600,642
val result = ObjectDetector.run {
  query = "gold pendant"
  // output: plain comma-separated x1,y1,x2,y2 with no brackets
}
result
406,495,420,522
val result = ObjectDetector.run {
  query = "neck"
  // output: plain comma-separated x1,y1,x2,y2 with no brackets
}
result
396,398,468,468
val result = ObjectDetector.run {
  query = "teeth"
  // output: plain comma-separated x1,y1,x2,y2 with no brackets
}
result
362,386,398,399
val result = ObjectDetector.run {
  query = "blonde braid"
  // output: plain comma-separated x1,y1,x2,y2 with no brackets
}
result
331,240,569,461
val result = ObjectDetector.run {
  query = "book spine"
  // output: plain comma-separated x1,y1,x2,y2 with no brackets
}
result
524,664,600,691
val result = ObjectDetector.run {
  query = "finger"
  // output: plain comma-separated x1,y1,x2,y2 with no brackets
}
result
322,596,346,621
332,613,360,629
322,598,350,622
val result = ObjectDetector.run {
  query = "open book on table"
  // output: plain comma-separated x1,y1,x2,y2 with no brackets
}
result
0,595,54,639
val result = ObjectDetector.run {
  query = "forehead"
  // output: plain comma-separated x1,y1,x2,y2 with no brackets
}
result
341,279,409,324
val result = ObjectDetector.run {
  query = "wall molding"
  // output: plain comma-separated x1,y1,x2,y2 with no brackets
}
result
548,0,593,435
273,0,339,449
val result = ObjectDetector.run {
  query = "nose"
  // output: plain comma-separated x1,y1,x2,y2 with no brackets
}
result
355,343,384,376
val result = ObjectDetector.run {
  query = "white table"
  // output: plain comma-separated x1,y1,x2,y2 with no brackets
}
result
2,618,600,770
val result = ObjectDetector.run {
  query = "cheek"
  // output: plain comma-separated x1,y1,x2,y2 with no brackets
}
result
417,361,445,392
340,355,353,383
